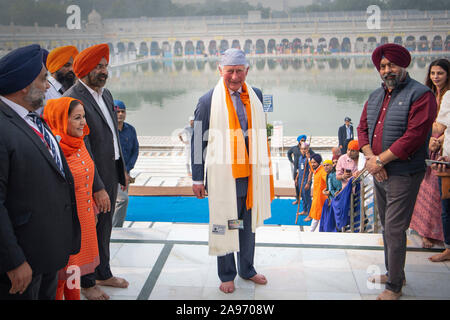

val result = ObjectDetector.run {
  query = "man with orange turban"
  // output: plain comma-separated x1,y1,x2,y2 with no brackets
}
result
45,45,78,102
64,43,128,300
336,140,363,189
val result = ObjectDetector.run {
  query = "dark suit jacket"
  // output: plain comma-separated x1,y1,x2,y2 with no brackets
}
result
191,87,263,197
338,124,354,148
0,101,81,275
63,81,126,197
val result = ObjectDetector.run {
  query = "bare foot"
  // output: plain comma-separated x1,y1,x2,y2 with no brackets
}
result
81,285,110,300
368,274,388,284
429,249,450,262
248,274,267,285
422,237,434,249
304,216,312,222
219,281,235,294
376,289,402,300
96,276,129,288
368,274,406,285
299,211,307,216
292,200,298,205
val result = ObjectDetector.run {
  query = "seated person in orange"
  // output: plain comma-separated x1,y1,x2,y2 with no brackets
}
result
304,153,328,232
44,97,100,300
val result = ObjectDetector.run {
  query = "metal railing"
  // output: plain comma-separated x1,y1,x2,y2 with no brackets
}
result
347,169,380,233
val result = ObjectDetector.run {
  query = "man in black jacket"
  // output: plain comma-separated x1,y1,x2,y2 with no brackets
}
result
0,45,80,300
338,117,354,154
287,135,305,205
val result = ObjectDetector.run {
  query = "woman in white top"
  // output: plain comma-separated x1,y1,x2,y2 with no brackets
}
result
410,59,449,248
429,82,450,262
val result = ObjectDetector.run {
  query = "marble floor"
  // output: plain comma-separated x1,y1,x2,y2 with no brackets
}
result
84,222,450,300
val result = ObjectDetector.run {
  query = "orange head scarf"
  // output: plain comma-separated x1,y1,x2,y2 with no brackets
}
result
347,140,360,151
46,45,79,73
73,43,109,79
43,97,90,157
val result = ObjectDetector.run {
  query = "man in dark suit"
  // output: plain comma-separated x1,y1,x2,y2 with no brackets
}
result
64,44,127,300
338,116,354,154
191,49,268,294
0,44,80,300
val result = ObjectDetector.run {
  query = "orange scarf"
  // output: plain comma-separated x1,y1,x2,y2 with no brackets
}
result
224,81,274,209
43,97,90,157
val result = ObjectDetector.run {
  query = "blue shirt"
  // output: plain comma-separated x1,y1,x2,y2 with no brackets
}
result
297,155,310,186
118,122,139,173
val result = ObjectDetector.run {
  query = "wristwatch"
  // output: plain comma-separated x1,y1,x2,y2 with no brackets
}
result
376,156,384,167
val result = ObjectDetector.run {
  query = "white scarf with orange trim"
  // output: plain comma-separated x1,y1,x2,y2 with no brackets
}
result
206,78,272,256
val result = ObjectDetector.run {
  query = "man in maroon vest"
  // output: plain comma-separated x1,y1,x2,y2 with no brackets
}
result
357,44,437,300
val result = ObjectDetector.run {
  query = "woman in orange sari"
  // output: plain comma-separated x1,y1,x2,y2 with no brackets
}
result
44,97,100,300
304,153,328,232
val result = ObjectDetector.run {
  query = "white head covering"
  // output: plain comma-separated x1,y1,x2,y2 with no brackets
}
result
220,48,247,66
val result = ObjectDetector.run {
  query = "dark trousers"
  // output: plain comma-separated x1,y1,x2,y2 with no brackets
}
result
373,171,425,293
0,272,57,300
300,182,312,213
217,196,257,282
81,161,120,289
439,177,450,248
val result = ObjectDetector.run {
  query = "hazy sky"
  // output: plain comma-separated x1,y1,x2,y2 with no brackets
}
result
171,0,315,11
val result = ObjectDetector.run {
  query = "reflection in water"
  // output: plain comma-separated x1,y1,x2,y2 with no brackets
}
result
341,58,350,69
120,55,449,74
108,55,449,136
175,60,183,71
292,59,301,70
256,59,265,70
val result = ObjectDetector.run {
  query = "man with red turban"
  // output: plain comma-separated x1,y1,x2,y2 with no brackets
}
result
357,43,437,300
64,43,128,300
45,45,78,102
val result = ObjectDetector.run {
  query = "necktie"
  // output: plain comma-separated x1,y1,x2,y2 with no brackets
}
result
27,112,65,177
233,91,248,133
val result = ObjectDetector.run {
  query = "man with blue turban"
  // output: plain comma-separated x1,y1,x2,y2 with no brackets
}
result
113,99,139,228
287,134,315,205
0,44,81,300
